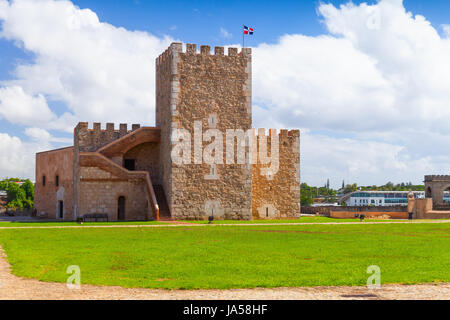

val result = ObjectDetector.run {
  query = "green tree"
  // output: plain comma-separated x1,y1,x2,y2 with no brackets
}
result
6,183,26,209
300,183,315,206
21,179,34,200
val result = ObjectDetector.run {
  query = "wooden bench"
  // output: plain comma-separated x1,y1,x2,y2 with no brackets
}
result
82,214,109,222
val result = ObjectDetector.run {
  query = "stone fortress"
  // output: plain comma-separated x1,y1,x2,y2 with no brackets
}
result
35,43,301,221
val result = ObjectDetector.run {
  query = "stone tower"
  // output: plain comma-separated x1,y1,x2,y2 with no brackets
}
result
156,43,253,219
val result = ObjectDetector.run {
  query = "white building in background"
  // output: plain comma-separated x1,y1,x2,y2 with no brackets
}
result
347,191,427,207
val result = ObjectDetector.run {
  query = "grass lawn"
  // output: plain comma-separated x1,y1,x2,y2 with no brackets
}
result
0,220,166,228
0,222,448,289
0,216,417,228
180,216,417,224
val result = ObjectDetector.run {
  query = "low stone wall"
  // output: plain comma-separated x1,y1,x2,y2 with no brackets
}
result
301,205,407,218
301,206,333,216
330,211,408,219
433,204,450,211
424,211,450,219
0,208,33,217
409,198,450,219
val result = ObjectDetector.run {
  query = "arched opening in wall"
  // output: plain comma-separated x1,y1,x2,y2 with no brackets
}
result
58,201,64,219
118,196,126,221
426,187,432,198
443,187,450,204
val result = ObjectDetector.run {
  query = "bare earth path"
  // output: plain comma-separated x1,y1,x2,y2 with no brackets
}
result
0,247,448,300
0,219,449,230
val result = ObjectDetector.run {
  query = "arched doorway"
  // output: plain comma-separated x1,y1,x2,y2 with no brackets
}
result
426,187,432,198
118,196,126,221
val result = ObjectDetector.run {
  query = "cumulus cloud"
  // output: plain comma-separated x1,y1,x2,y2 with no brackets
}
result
251,0,450,186
0,0,173,126
0,86,56,126
0,132,52,179
300,132,446,187
25,127,72,144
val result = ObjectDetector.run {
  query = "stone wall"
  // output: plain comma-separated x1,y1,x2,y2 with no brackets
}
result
408,198,450,219
74,122,141,152
124,142,161,185
301,206,333,216
424,175,450,206
155,46,175,211
302,205,408,218
78,167,149,221
156,43,254,220
252,129,301,219
35,147,74,219
330,211,408,219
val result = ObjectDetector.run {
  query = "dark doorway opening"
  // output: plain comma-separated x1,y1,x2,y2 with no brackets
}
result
124,159,136,171
426,187,432,198
58,201,64,219
118,196,126,221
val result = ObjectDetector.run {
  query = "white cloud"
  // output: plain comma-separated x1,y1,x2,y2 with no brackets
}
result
0,132,52,180
443,24,450,38
253,0,450,134
300,132,449,188
0,0,173,128
25,127,72,144
220,27,232,39
250,0,450,186
0,86,56,126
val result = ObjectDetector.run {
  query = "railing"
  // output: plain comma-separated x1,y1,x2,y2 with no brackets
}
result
143,172,160,221
79,152,160,220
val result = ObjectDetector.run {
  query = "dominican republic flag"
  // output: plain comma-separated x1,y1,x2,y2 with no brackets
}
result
243,26,254,35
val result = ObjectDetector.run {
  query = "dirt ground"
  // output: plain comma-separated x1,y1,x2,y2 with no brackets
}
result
0,247,448,300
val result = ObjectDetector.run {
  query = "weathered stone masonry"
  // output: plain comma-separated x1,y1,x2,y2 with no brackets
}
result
35,42,301,221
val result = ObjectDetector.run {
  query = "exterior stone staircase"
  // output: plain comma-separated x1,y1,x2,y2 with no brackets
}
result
79,151,160,220
153,185,171,220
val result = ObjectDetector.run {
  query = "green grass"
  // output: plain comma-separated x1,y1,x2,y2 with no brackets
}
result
0,216,417,228
0,222,448,289
181,216,416,224
0,220,165,228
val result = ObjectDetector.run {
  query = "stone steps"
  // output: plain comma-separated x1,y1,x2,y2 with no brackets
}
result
153,185,171,219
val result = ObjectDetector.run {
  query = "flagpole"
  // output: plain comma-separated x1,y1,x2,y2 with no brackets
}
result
242,24,245,48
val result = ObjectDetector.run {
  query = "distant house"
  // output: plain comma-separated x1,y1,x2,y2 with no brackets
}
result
347,191,426,207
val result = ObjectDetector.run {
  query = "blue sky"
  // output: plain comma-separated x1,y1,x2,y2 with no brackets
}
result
2,0,450,82
71,0,450,40
1,0,450,187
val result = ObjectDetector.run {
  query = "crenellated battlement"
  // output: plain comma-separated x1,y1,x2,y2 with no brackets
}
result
74,122,143,152
254,128,300,139
425,175,450,181
252,128,300,159
156,42,251,66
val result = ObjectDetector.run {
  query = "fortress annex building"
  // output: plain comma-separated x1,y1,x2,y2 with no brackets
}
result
35,43,301,221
